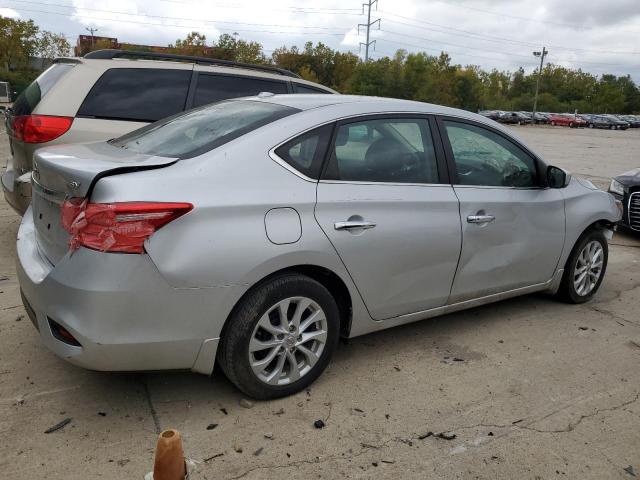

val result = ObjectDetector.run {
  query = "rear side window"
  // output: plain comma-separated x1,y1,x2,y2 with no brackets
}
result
193,74,288,107
293,83,331,94
324,118,439,184
77,68,191,122
110,100,299,159
12,63,75,116
274,124,333,179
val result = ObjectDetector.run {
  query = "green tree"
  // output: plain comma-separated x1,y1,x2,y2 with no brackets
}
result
36,31,71,60
0,16,39,70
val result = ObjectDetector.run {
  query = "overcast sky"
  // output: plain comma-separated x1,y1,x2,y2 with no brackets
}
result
2,0,640,81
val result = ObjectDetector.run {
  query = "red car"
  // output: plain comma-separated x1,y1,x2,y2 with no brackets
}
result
548,114,586,128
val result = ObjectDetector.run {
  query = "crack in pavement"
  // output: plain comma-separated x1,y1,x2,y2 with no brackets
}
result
141,375,161,435
456,391,640,435
225,438,394,480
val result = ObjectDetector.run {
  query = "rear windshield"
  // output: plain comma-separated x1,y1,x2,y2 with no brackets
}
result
110,100,299,159
11,63,75,116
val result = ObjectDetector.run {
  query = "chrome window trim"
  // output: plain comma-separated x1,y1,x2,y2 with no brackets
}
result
268,110,504,184
318,180,451,188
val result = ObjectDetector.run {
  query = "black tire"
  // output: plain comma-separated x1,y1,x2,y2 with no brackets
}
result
556,229,608,304
217,273,340,400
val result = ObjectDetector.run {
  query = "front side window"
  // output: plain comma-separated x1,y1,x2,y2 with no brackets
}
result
110,100,298,159
444,121,538,188
323,118,439,184
274,124,333,179
193,74,289,107
77,68,191,122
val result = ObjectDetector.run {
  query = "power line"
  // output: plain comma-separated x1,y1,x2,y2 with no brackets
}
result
1,5,349,36
358,0,380,62
3,0,351,32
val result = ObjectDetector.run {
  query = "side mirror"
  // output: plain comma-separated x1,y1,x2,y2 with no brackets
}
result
547,165,571,188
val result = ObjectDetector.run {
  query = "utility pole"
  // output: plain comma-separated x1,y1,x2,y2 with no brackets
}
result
358,0,380,62
85,27,98,51
532,46,548,123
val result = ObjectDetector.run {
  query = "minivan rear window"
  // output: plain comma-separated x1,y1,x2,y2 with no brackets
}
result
110,100,299,159
11,63,75,116
77,68,191,122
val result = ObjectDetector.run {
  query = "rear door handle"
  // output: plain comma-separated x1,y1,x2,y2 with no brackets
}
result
467,214,495,224
334,220,377,231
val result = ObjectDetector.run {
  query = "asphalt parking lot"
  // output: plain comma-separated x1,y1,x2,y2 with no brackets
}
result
0,126,639,479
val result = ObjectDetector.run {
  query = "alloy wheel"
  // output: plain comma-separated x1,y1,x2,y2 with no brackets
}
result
249,297,328,386
573,240,604,296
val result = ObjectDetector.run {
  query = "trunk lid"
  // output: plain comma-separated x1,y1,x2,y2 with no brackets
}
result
31,141,177,265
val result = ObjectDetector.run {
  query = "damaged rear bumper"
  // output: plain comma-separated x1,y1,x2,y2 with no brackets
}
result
16,208,239,375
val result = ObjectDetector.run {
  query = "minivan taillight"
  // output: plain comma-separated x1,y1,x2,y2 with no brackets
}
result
13,114,73,143
61,200,193,253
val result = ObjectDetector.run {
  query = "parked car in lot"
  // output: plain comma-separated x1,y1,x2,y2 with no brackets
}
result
601,115,630,130
532,112,550,124
548,114,586,128
17,95,622,399
478,110,501,121
2,50,336,215
620,115,640,128
609,169,639,232
498,111,531,125
581,115,614,129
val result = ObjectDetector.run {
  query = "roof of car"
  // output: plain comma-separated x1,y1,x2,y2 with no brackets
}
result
251,94,483,120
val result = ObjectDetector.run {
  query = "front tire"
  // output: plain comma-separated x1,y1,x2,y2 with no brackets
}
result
556,229,608,304
217,274,340,399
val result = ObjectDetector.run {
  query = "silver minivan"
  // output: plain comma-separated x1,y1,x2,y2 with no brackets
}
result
2,50,336,214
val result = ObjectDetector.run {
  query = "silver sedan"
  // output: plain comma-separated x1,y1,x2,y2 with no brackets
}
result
17,95,622,399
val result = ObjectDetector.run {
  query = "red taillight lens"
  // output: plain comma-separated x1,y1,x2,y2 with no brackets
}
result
13,115,73,143
61,200,193,253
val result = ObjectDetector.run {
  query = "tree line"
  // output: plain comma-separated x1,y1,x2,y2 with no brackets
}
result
1,17,639,114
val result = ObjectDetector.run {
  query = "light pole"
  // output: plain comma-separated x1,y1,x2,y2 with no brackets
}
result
532,47,548,124
85,27,98,52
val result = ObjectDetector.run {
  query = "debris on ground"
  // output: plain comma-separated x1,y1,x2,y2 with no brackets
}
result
233,443,243,453
353,408,364,413
239,398,254,409
579,326,589,331
253,447,263,456
314,419,325,429
273,408,285,415
453,357,464,362
203,453,224,463
97,412,107,417
418,432,434,439
624,465,636,477
44,417,72,434
15,315,23,322
206,423,218,430
220,408,228,415
264,432,274,439
435,432,456,440
488,431,494,436
381,460,395,464
0,275,9,281
117,459,130,467
393,366,401,371
371,462,378,467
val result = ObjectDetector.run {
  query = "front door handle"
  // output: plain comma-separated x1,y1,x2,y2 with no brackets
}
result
334,220,377,231
467,214,495,224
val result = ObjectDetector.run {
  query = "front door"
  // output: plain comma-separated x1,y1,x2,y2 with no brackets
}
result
315,115,462,320
439,119,565,303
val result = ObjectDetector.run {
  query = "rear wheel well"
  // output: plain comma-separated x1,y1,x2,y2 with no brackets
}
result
222,265,353,341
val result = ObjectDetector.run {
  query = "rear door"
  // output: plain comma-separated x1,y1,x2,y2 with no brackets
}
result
190,67,290,108
438,118,565,303
315,115,462,320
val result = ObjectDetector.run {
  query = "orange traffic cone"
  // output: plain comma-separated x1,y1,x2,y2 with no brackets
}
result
152,429,187,480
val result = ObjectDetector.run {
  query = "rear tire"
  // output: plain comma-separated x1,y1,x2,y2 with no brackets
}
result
217,274,340,400
556,229,608,304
